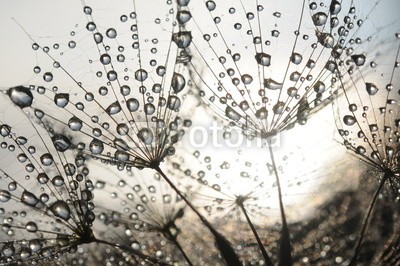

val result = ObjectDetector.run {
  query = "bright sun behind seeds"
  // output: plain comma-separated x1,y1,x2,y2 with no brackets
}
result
0,0,399,265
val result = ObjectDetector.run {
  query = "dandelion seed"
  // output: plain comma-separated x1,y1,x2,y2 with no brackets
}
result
333,28,400,264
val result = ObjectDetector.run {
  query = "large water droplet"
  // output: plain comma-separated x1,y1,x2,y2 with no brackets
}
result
54,93,70,108
106,101,122,115
52,134,71,153
106,28,117,38
206,1,216,11
126,98,140,112
137,128,154,144
225,106,241,121
255,107,268,119
171,72,186,93
167,95,181,111
49,200,71,220
290,53,303,64
0,190,11,202
7,86,34,108
313,81,326,93
25,221,38,232
312,12,328,26
343,115,356,126
365,83,378,95
40,153,54,166
330,1,342,15
264,78,282,90
255,53,271,66
351,54,366,66
172,31,192,48
177,10,191,24
135,69,148,82
21,190,39,206
241,74,253,85
0,124,11,137
89,138,104,154
68,116,83,131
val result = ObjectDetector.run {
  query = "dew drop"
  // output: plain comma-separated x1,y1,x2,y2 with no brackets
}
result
21,190,39,206
51,134,71,152
137,128,154,144
7,86,34,108
0,190,11,202
54,93,70,108
241,74,253,85
89,138,104,154
312,12,328,26
343,115,356,126
225,106,241,121
365,83,378,95
49,200,71,220
167,95,181,111
25,221,38,232
106,101,122,115
171,72,186,93
172,31,192,48
351,54,366,66
43,72,53,82
135,69,148,82
126,98,140,112
106,28,117,38
264,78,282,90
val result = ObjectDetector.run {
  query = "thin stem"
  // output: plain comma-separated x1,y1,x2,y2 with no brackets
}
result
239,203,273,266
267,142,293,266
349,173,389,265
165,230,193,266
94,238,169,266
154,166,242,266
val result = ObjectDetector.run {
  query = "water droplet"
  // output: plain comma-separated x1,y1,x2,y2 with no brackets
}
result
172,31,192,48
206,1,216,11
365,83,378,95
52,134,72,153
241,74,253,85
0,190,11,202
343,115,356,126
351,54,366,66
171,72,186,93
21,190,39,206
0,124,11,137
43,72,53,82
126,98,139,112
313,81,326,93
135,69,148,82
25,221,38,232
137,128,154,144
52,175,65,187
49,200,71,220
106,101,122,115
90,138,104,154
255,107,268,119
167,95,181,111
290,53,303,64
106,28,117,38
144,103,155,115
177,10,192,24
316,31,334,48
54,93,70,108
37,173,49,184
7,86,34,108
312,12,328,26
225,106,241,121
264,78,282,90
40,153,54,166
